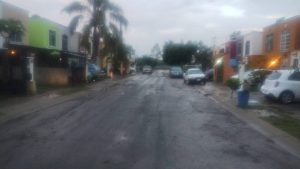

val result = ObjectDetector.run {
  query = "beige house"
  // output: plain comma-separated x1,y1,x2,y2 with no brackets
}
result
0,1,29,47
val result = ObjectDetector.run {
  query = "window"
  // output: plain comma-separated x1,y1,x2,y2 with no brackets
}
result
237,42,242,56
9,32,22,42
49,30,56,47
245,41,250,56
267,72,281,80
280,30,290,52
266,34,273,52
289,72,300,81
62,35,68,51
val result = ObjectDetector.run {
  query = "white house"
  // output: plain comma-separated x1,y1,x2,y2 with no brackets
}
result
242,31,263,57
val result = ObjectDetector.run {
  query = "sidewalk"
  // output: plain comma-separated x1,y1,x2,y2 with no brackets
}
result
0,77,125,124
197,82,300,159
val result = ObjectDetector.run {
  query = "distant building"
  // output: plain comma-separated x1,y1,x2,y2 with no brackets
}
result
262,15,300,69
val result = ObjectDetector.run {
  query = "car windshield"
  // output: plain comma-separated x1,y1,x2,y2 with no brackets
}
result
267,72,282,80
171,67,182,72
188,69,202,74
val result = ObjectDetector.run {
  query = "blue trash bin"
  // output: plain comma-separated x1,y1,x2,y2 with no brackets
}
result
237,90,249,108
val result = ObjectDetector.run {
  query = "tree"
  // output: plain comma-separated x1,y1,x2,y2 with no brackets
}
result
151,44,161,60
0,19,25,46
162,41,196,66
194,42,213,70
63,0,128,65
162,41,212,70
136,56,159,69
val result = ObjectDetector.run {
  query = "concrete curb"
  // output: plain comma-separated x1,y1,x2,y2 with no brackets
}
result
198,88,300,159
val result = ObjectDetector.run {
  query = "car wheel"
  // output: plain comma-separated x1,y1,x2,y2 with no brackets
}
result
187,80,190,85
280,91,294,104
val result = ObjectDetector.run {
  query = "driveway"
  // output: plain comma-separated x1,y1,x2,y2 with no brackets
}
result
0,71,299,169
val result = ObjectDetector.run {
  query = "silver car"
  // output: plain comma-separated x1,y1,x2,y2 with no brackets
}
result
183,68,206,85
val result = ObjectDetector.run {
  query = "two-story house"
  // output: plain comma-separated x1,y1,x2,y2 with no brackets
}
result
262,16,300,69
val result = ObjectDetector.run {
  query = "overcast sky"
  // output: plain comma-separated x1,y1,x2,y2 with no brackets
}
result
5,0,300,55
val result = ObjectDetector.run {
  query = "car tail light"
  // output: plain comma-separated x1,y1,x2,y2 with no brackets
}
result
274,81,280,87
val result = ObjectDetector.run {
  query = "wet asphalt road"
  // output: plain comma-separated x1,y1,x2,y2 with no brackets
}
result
0,71,299,169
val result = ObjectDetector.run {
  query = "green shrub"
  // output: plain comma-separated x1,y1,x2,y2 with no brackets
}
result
248,70,272,91
226,78,241,91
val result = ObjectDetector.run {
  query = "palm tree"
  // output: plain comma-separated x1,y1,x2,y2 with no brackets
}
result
63,0,128,66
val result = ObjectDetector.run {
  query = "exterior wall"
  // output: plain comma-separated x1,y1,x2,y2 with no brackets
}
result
248,55,267,69
213,43,236,84
69,32,81,52
222,53,236,84
35,67,69,86
57,25,81,52
29,16,61,50
0,1,29,46
243,31,263,56
262,16,300,68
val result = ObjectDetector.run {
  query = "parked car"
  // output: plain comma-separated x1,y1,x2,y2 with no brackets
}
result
169,66,183,78
183,68,206,85
183,64,202,72
261,69,300,104
142,65,153,74
87,64,106,82
205,69,214,81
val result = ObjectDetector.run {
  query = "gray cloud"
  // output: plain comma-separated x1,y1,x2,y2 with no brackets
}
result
6,0,300,55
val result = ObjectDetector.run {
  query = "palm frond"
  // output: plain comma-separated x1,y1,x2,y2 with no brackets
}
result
110,12,128,29
63,1,90,14
69,15,83,34
108,22,120,37
107,2,122,14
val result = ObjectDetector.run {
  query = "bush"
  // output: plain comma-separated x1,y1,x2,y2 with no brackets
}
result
248,70,272,91
226,78,241,91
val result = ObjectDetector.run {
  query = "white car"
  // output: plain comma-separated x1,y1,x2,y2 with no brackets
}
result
261,70,300,104
183,68,206,85
142,65,152,74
